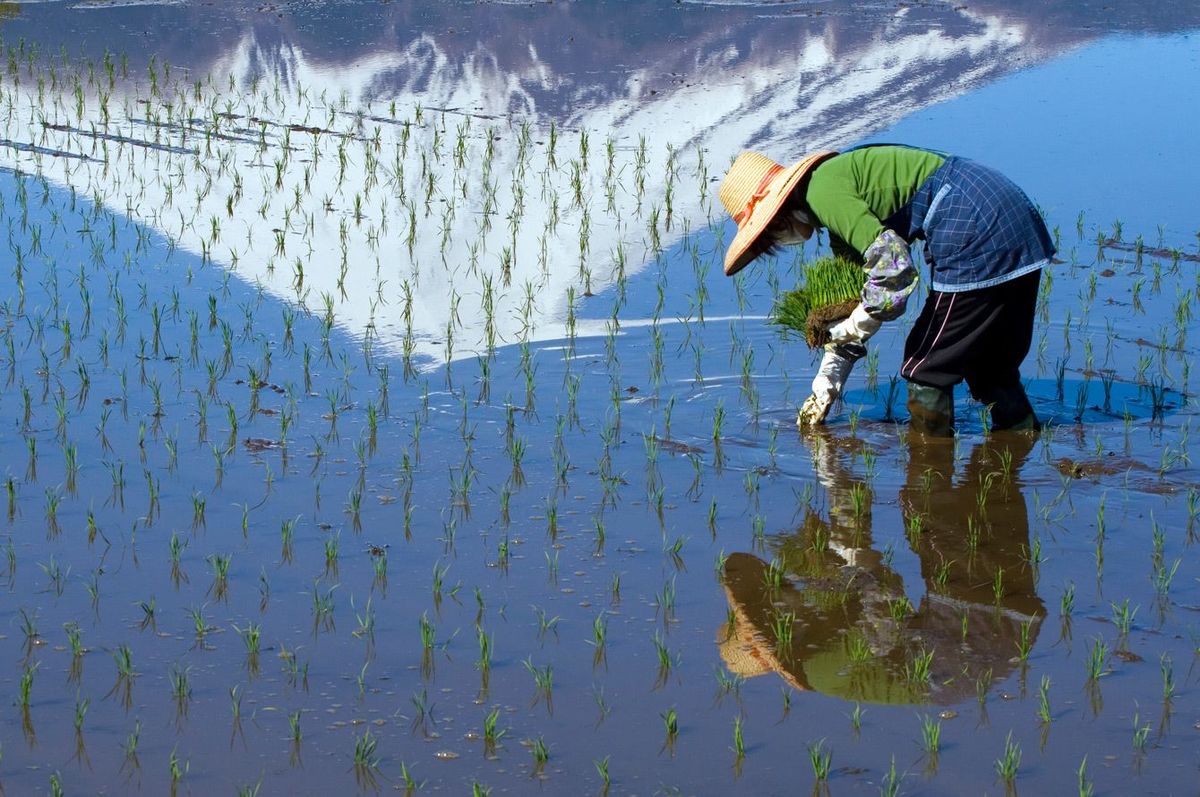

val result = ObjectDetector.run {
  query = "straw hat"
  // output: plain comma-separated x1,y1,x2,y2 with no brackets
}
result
719,150,837,276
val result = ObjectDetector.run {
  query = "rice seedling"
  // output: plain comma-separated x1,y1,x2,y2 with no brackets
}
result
1037,674,1052,724
347,596,375,645
226,619,259,656
169,662,192,704
1078,755,1094,797
323,533,339,575
1111,599,1138,639
1016,619,1035,663
589,611,608,660
888,596,914,622
844,631,872,665
523,657,554,705
994,732,1021,784
309,582,337,632
407,686,437,736
44,486,61,535
771,610,796,656
595,755,611,790
397,761,423,793
208,553,231,599
655,577,677,621
808,738,832,781
62,621,84,659
880,756,902,797
418,612,437,652
1086,638,1110,682
1132,711,1151,752
532,604,559,643
1060,581,1076,617
976,668,994,709
16,607,39,645
38,556,68,596
661,706,679,747
904,647,934,687
920,714,941,758
352,729,380,770
1161,653,1175,702
108,640,137,683
18,661,37,709
732,714,745,761
5,480,16,523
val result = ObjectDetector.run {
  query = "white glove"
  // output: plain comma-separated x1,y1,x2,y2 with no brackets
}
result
798,343,865,426
827,304,882,347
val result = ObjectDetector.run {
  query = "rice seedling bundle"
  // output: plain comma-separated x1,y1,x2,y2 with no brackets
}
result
771,256,864,348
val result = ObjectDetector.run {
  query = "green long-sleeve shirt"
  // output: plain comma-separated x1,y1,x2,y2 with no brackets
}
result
804,146,945,261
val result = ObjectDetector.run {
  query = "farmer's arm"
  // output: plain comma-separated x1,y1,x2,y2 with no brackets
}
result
807,165,919,323
799,149,936,427
859,229,918,321
798,166,922,427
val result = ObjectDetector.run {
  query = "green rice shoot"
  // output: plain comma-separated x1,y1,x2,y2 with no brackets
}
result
772,256,865,348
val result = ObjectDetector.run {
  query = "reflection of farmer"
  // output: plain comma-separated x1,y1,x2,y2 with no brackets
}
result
718,433,1043,704
718,145,1051,435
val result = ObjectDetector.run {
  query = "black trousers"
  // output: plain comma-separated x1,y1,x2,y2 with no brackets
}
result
900,270,1040,400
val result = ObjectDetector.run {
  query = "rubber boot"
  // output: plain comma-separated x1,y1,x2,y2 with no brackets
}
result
980,383,1039,432
907,383,955,437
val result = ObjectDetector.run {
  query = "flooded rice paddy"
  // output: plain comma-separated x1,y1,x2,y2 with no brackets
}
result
0,2,1199,794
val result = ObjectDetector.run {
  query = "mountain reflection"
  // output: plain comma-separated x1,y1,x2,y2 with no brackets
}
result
0,2,1196,358
719,433,1043,704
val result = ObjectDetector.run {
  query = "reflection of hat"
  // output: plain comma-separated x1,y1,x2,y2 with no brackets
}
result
718,575,808,692
719,150,836,276
719,552,923,702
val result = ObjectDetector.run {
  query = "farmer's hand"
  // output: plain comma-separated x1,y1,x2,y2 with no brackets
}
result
798,342,866,426
827,304,881,346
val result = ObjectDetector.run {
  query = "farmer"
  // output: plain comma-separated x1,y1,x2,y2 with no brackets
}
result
718,145,1053,435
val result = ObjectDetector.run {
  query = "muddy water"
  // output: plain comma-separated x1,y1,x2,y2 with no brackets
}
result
0,2,1198,794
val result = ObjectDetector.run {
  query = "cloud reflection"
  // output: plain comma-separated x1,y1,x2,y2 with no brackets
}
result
0,2,1193,361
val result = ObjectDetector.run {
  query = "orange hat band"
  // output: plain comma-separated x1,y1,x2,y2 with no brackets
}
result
732,163,783,227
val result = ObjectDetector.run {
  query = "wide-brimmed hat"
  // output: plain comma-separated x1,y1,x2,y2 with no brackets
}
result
719,150,837,276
